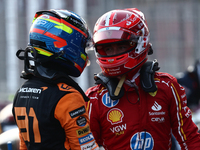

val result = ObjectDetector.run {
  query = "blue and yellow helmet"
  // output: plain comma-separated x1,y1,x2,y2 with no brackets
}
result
29,9,92,77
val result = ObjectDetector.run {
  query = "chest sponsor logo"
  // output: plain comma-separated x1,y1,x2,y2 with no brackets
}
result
149,101,165,116
110,124,126,136
76,125,90,137
69,106,86,118
149,111,165,116
107,108,124,125
151,101,162,111
102,92,119,107
130,132,154,150
78,133,94,145
151,117,165,123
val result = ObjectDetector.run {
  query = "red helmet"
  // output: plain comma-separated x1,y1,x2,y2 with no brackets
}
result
93,8,152,77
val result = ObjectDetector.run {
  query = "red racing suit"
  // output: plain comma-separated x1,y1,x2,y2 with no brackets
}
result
86,72,200,150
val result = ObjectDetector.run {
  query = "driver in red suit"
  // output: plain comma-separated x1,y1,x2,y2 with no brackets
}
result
86,8,200,150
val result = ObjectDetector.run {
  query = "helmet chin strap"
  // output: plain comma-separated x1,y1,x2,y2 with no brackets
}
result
114,74,126,96
16,46,65,79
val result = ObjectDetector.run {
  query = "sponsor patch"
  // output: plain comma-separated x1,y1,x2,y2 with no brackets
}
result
102,92,119,107
69,106,86,118
151,101,162,111
76,116,87,126
76,125,90,137
78,133,94,145
19,87,42,94
151,117,165,123
130,132,154,150
110,124,126,136
80,141,99,150
107,108,124,125
149,111,165,116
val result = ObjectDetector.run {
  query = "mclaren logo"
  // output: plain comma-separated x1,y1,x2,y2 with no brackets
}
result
41,87,48,91
19,87,42,94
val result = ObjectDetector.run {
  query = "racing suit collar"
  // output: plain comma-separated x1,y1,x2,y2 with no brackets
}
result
124,70,140,90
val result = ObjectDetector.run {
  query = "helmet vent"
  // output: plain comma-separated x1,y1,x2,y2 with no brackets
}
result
116,56,124,60
30,39,46,48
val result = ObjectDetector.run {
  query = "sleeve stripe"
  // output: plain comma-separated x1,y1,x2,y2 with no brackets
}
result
88,102,92,120
86,101,92,120
171,83,187,142
86,101,90,112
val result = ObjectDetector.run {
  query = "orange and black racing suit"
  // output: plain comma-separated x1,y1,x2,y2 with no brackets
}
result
12,76,99,150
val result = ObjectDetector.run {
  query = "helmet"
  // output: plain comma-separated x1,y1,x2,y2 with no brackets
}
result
93,8,152,77
29,9,92,77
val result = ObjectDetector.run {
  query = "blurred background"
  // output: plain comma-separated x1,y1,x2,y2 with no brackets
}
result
0,0,200,149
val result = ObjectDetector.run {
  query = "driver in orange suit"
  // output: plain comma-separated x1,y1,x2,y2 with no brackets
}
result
12,9,99,150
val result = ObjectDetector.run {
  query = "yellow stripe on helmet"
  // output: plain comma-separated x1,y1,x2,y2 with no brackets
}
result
81,53,87,61
37,18,73,34
34,47,53,57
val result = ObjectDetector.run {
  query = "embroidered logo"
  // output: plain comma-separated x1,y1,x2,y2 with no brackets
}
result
107,108,124,125
76,125,90,137
102,92,119,107
76,116,87,126
151,101,162,111
110,124,126,136
69,106,86,118
78,133,94,145
19,87,42,94
130,132,154,149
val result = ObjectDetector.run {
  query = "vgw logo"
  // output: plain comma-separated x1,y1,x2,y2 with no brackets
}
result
130,132,154,150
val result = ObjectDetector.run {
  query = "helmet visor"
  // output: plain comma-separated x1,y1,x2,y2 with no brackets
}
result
96,41,137,56
93,29,139,44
